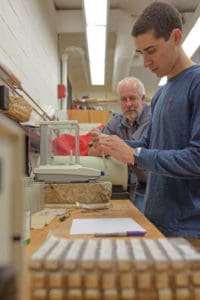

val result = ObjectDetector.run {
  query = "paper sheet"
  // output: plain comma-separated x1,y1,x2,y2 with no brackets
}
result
69,217,146,235
31,209,66,229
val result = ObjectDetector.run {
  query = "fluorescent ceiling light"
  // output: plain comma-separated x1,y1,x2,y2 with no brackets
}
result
83,0,108,85
182,16,200,57
86,26,106,85
90,62,105,85
158,76,167,86
84,0,107,26
159,16,200,86
86,26,106,63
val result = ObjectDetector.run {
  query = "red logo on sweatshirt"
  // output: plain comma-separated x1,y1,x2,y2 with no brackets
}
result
168,99,173,108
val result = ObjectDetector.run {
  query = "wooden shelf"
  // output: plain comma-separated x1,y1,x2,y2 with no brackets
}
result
67,109,110,125
73,97,151,104
73,98,118,105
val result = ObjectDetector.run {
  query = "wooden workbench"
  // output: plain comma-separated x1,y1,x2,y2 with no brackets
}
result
25,200,164,299
25,201,200,300
26,200,164,256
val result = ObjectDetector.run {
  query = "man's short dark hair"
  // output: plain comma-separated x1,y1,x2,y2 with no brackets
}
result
132,2,182,41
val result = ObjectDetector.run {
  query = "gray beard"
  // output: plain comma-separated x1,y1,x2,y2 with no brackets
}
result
124,110,138,123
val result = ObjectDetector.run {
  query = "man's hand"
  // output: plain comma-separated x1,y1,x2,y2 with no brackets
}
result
97,134,135,164
89,130,110,156
90,129,102,147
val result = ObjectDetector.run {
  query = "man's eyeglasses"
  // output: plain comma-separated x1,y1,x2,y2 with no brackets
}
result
120,96,141,104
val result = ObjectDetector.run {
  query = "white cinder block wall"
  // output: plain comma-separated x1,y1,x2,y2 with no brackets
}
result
0,0,59,110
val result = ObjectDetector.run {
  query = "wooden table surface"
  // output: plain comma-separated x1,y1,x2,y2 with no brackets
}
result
25,200,200,300
26,199,164,256
25,200,162,299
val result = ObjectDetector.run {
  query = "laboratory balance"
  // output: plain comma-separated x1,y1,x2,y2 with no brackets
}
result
34,120,103,183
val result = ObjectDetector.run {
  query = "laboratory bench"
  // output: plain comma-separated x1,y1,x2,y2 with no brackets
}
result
25,200,164,299
25,200,200,300
26,200,164,256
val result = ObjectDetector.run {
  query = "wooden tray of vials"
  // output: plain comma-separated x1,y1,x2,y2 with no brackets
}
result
29,237,200,300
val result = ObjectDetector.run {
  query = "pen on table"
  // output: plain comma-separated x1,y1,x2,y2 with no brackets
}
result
94,231,146,237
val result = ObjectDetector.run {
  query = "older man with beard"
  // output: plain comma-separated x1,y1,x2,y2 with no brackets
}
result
89,77,151,212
